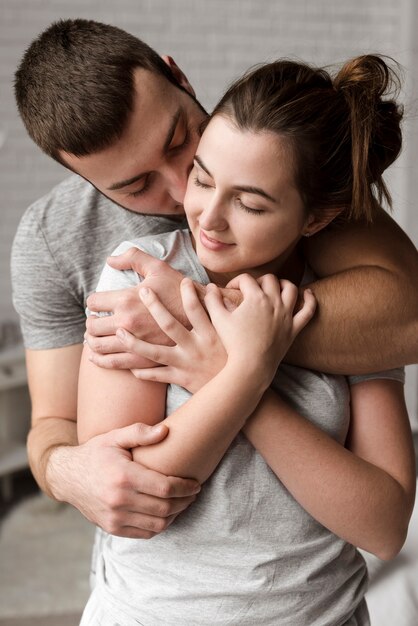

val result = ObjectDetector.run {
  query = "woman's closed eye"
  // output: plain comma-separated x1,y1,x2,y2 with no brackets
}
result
193,176,213,189
235,197,264,215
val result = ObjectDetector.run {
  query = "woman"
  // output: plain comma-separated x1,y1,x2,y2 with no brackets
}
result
78,55,416,625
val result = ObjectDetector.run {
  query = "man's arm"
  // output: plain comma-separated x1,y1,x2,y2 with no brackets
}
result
85,210,418,375
26,345,200,538
290,208,418,373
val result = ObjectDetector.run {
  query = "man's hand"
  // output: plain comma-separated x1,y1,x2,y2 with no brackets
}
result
47,421,201,538
85,247,189,369
85,246,243,370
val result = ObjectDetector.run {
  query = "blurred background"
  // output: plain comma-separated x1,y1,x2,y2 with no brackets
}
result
0,1,417,625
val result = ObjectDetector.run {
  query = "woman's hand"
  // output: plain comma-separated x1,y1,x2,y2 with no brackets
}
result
116,278,227,393
204,274,316,389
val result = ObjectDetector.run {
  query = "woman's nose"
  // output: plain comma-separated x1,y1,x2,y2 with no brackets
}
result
199,198,228,232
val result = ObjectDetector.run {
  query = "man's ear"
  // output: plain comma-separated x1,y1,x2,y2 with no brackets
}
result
161,55,196,97
302,208,343,237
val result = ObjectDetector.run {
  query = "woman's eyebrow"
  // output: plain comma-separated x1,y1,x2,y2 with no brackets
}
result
194,155,212,177
194,155,277,202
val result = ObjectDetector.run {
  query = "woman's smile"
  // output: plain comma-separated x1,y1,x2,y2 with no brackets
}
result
199,229,235,251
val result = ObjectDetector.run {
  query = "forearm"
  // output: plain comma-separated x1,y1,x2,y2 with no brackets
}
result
27,416,77,499
285,265,418,373
243,390,413,559
133,362,264,483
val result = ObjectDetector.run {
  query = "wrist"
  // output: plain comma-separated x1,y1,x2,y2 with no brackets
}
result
45,444,77,502
221,359,270,405
224,356,273,395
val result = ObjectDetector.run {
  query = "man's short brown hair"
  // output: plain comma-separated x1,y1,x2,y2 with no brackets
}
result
15,19,181,162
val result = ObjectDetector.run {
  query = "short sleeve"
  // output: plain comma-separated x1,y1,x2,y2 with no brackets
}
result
11,209,85,349
95,241,144,294
348,367,405,386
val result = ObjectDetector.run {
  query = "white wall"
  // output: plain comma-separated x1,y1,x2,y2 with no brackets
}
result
1,0,417,415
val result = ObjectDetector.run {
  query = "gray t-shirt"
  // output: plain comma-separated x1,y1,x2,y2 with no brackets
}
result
11,175,186,349
81,230,404,626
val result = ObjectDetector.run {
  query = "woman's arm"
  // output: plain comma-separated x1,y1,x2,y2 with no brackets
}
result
79,276,316,483
243,379,416,560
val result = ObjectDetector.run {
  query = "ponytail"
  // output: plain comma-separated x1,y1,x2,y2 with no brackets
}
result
333,55,403,220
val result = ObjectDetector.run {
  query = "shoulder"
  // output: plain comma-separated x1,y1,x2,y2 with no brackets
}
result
113,230,209,284
13,175,111,237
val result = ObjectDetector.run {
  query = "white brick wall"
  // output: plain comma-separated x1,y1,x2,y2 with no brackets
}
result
1,1,417,421
0,0,412,322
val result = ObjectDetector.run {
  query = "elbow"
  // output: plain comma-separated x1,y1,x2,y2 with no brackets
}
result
369,522,410,562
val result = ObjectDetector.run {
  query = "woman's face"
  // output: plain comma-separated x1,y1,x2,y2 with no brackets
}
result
184,115,313,282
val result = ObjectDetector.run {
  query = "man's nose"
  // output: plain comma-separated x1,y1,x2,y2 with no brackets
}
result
165,162,192,204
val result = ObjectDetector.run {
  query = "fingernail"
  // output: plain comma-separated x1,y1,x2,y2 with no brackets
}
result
139,287,150,299
116,329,126,340
305,288,313,294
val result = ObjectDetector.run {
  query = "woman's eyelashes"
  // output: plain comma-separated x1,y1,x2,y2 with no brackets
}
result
235,198,264,215
194,176,264,216
193,176,212,189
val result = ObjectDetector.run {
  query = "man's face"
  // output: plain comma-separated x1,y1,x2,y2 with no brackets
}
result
61,67,207,216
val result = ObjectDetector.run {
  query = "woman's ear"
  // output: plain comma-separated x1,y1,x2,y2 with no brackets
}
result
160,55,196,97
302,208,343,237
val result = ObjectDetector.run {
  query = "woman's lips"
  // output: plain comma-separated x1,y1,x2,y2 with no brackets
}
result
199,229,235,251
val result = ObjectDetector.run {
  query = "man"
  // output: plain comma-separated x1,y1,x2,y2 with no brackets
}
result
12,19,418,539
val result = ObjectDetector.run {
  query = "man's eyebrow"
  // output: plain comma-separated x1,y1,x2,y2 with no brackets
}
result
162,108,182,153
107,172,147,192
107,108,183,192
194,156,277,203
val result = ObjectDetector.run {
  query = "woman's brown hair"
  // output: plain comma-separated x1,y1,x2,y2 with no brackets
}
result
212,55,403,222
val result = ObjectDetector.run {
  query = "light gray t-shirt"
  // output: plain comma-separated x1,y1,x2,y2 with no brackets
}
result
11,175,186,349
81,230,404,626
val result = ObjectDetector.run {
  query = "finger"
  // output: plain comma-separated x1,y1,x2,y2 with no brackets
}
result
292,289,317,335
87,290,126,314
127,461,201,498
124,493,197,518
279,279,299,311
131,366,179,385
180,278,213,333
106,246,157,275
88,350,156,370
256,273,282,303
223,273,258,294
139,287,190,344
112,513,176,538
86,312,118,336
111,421,169,448
116,329,174,366
84,331,125,355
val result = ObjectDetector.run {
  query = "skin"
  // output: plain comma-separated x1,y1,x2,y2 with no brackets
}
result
78,116,415,563
26,59,418,539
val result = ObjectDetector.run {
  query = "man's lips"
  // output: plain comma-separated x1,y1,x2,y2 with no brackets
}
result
199,229,235,251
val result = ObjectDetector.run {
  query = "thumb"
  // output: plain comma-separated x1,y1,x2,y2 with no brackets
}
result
112,422,169,449
107,247,155,276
